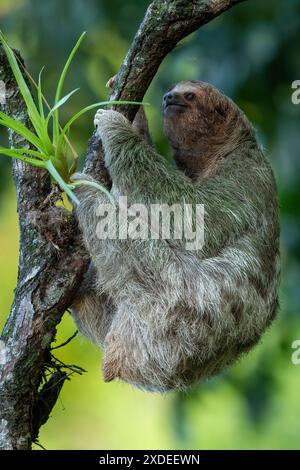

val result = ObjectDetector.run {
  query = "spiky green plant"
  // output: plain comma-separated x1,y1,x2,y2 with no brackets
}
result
0,31,144,205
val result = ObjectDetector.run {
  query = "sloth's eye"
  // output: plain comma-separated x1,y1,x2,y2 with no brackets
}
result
184,92,195,101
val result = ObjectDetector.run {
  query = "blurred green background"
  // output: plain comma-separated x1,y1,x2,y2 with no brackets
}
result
1,0,300,450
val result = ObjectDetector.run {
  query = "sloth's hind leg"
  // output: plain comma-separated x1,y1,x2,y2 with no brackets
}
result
71,263,115,347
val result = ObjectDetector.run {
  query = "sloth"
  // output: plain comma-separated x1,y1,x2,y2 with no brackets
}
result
71,80,280,391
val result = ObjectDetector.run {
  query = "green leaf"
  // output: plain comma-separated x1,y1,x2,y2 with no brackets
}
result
0,111,46,152
45,88,80,128
37,66,45,120
53,31,86,144
70,179,116,206
62,100,146,134
0,147,45,168
0,33,54,154
0,31,44,139
0,146,47,160
46,159,80,205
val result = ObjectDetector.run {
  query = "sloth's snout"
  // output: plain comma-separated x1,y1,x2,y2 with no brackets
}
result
163,91,187,112
163,91,180,106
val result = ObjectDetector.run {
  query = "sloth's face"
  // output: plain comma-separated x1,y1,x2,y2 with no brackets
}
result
162,81,253,179
163,81,230,129
162,81,201,116
162,80,244,152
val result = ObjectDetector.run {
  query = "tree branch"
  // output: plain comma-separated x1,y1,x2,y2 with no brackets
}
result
112,0,247,118
0,0,248,450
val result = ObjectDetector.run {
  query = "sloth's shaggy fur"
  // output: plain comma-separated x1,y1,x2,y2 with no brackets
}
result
72,81,280,391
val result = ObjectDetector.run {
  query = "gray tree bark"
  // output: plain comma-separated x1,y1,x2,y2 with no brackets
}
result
0,0,248,450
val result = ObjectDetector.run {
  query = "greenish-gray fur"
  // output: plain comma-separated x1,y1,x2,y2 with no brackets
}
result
72,82,280,392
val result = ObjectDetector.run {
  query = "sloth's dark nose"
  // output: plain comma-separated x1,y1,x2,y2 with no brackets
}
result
163,91,179,105
164,92,174,103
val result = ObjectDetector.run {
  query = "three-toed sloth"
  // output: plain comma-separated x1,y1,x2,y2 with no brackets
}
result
71,80,280,391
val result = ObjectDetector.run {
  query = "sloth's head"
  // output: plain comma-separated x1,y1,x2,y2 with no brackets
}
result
162,80,254,179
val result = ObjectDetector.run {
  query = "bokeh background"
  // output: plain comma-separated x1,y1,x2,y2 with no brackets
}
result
1,0,300,450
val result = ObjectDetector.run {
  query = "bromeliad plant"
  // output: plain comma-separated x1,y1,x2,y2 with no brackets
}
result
0,31,142,205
